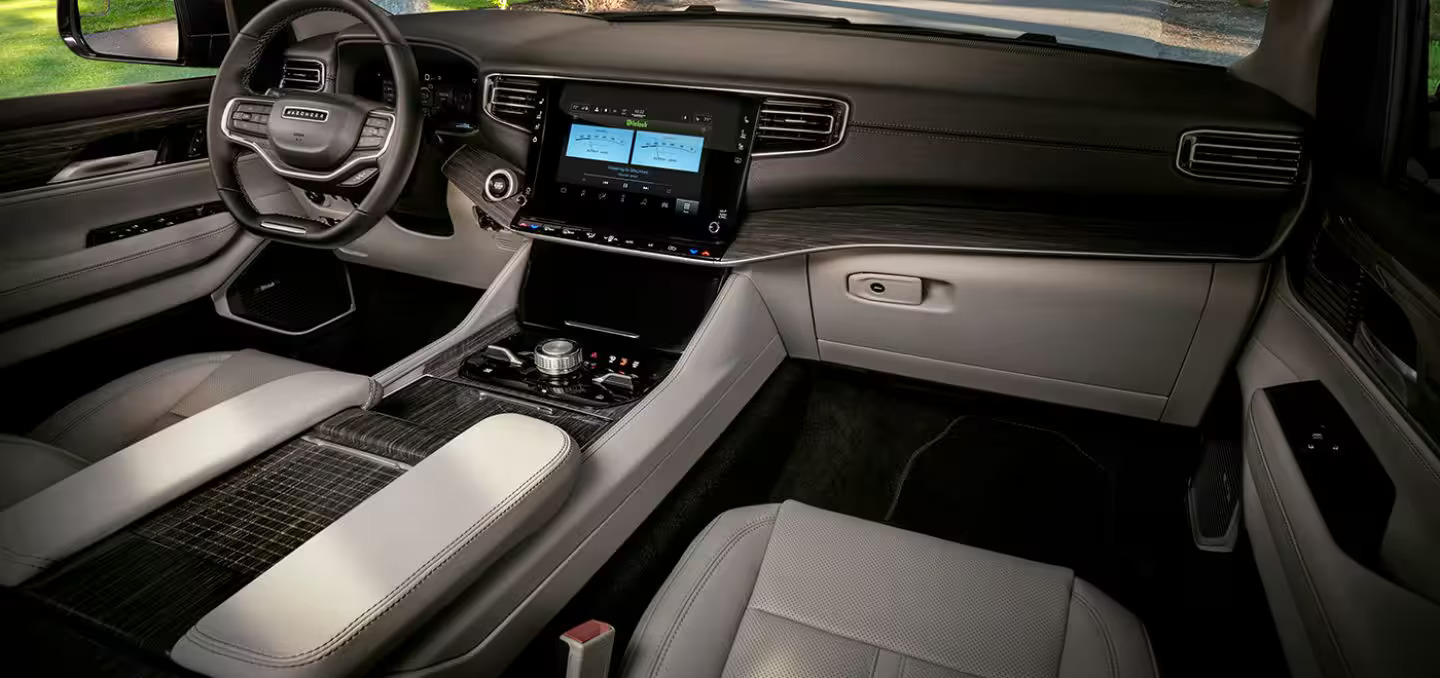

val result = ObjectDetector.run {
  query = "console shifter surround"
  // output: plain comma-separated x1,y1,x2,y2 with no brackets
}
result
459,329,671,408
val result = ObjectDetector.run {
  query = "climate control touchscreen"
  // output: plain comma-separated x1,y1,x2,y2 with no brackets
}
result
514,81,758,261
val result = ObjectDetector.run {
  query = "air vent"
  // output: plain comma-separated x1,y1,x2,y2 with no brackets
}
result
279,59,324,92
1177,130,1303,185
754,97,847,155
486,76,542,129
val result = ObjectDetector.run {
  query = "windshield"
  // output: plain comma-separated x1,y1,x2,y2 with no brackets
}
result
371,0,1267,66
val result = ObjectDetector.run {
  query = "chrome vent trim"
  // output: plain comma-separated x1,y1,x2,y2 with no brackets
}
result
1176,129,1304,186
754,97,848,156
484,75,543,132
279,59,325,92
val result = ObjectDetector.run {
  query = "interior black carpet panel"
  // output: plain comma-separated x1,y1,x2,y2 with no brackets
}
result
885,417,1115,576
22,439,404,656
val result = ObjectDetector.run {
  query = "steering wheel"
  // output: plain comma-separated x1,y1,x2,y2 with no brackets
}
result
207,0,421,248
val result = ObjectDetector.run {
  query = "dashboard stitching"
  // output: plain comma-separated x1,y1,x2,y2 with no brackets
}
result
850,125,1170,156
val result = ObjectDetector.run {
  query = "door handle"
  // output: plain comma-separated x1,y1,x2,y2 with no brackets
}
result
48,149,157,184
1356,322,1418,397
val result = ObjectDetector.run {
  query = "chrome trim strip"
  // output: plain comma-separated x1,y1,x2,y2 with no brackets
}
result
219,97,396,183
1175,128,1303,186
482,73,849,157
260,222,308,235
564,320,640,339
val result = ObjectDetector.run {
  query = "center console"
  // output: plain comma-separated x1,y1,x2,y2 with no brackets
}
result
504,77,760,261
453,242,726,411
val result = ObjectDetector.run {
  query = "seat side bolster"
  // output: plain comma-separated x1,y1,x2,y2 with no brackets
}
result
621,504,781,678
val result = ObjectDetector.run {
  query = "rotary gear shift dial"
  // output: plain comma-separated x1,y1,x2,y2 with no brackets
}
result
533,338,582,376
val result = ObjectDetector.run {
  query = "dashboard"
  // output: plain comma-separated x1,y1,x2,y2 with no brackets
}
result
322,10,1308,267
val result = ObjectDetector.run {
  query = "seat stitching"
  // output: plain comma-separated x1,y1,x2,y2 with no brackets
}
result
186,434,574,665
39,355,229,447
651,514,777,678
0,225,234,298
622,516,727,677
742,608,988,678
1071,589,1118,678
1247,412,1354,677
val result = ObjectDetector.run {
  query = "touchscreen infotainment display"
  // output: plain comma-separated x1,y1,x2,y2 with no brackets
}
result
516,82,758,255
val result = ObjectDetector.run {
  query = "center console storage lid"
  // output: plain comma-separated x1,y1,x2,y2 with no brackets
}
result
171,413,579,678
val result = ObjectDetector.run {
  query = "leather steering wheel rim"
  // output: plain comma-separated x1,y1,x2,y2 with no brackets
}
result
206,0,421,248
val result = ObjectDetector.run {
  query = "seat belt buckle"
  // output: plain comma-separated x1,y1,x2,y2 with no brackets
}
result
561,620,615,678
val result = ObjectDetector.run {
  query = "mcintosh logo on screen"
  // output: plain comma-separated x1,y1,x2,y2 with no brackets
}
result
624,119,648,128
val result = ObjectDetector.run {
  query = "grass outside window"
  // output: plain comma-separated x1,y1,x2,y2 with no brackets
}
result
0,0,503,100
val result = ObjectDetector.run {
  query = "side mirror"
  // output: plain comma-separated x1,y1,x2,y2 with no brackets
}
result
58,0,231,68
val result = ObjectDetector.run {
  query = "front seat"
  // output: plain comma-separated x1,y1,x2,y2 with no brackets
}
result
0,349,337,509
622,501,1157,678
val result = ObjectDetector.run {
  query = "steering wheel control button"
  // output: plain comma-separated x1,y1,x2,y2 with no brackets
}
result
484,169,518,202
534,338,583,376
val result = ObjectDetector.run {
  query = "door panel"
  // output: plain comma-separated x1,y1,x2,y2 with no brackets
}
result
0,157,293,328
0,79,303,366
1237,250,1440,677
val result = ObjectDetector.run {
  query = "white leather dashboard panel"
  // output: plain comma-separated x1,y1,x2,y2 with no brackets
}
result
0,371,375,586
171,413,579,678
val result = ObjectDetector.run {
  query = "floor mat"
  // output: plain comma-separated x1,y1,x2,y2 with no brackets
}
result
885,416,1115,575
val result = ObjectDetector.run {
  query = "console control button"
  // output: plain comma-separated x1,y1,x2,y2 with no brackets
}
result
484,169,518,202
534,338,582,376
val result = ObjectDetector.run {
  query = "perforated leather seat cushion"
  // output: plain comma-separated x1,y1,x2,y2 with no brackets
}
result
622,501,1158,678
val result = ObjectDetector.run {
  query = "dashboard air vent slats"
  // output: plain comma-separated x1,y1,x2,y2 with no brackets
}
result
279,59,324,92
754,98,847,155
1177,130,1303,185
486,76,542,129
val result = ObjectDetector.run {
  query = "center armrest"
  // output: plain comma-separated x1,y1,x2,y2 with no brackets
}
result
0,371,377,586
171,413,579,678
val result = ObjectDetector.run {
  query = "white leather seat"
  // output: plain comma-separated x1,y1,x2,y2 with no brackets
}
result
0,350,335,509
622,501,1158,678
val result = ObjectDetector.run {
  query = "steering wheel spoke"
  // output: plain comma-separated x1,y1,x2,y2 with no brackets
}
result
222,95,280,151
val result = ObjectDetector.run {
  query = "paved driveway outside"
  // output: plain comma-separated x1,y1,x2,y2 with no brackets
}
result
705,0,1263,64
